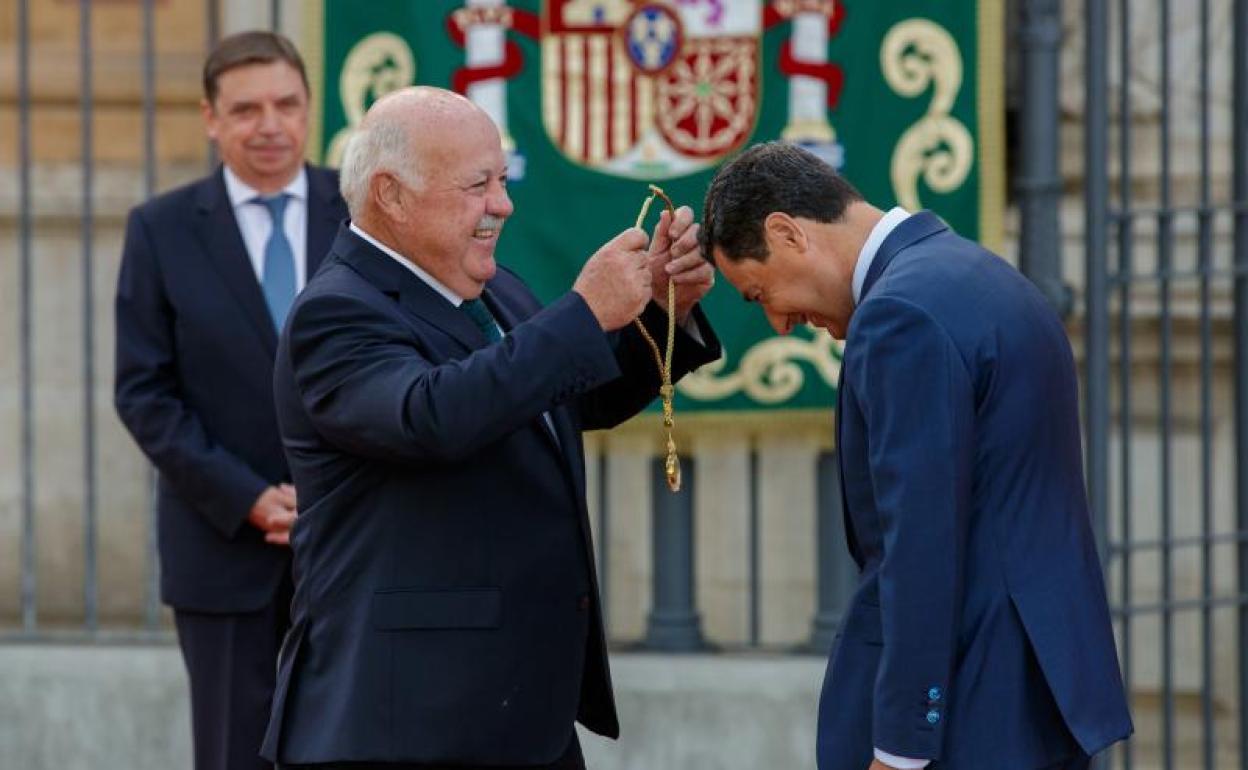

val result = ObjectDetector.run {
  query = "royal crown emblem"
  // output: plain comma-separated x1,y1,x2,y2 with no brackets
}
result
446,1,847,181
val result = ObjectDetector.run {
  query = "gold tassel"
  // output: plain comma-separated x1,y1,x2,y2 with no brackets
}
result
633,184,681,493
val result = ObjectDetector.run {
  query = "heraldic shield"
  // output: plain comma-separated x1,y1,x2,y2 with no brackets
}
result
541,0,761,179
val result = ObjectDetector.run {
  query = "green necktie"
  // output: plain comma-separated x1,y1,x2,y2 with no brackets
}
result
460,298,503,344
461,298,558,443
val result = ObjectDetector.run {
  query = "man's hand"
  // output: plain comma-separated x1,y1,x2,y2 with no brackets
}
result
646,206,714,325
248,483,297,546
573,227,652,331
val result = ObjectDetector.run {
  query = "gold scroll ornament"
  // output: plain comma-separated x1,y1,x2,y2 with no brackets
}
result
324,32,416,167
633,185,681,493
880,19,974,212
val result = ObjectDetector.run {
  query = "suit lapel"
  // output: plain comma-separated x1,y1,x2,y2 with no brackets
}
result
484,284,593,565
336,227,485,353
305,165,343,279
834,361,862,567
195,168,279,355
339,230,578,474
837,211,949,567
858,211,949,302
482,286,572,461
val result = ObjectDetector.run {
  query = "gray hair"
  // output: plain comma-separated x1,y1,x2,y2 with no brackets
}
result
338,120,422,218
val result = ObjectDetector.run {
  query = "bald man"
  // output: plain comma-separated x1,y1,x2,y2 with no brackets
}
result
260,87,720,768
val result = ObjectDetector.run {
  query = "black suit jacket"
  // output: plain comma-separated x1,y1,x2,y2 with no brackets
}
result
114,164,347,613
260,226,721,765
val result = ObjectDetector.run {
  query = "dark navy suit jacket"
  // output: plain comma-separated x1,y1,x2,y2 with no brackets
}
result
114,165,345,612
261,226,721,765
818,213,1132,769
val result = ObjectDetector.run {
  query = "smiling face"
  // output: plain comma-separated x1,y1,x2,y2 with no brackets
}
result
388,108,514,299
711,215,856,340
202,60,308,193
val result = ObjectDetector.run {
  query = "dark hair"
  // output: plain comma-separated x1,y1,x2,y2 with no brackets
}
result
203,31,308,104
700,141,863,264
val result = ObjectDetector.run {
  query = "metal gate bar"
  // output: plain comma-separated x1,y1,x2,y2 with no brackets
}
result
1155,0,1175,763
141,0,162,634
17,0,36,638
1197,1,1217,767
79,0,100,636
1234,1,1248,766
1088,1,1248,767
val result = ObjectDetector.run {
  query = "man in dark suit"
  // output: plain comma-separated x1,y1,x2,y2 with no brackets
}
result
700,142,1132,770
113,31,347,770
260,86,720,769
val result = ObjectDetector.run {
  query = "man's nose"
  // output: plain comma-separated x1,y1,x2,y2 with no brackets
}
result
489,185,514,219
258,104,281,133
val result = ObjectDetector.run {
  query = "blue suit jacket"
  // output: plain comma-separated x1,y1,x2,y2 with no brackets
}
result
818,213,1132,769
114,165,346,612
261,226,721,765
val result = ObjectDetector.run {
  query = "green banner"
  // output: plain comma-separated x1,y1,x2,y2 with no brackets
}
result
305,0,1002,413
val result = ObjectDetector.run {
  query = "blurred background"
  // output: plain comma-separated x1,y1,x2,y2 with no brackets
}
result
0,0,1243,768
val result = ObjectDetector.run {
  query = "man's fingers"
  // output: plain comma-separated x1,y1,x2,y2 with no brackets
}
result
672,268,714,285
666,250,707,275
265,530,291,546
665,206,694,241
272,484,297,509
648,210,671,254
613,226,649,252
267,509,298,531
670,223,700,257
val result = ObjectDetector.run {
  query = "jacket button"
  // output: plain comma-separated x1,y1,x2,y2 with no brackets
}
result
578,595,590,611
926,710,940,725
928,686,942,701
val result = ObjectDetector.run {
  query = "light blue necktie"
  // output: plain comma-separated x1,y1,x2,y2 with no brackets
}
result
257,194,296,330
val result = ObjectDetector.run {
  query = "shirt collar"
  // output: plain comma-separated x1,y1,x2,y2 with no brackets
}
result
852,207,911,305
223,165,307,208
348,222,464,307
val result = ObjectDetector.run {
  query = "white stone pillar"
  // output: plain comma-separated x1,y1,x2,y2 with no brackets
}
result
780,2,842,168
463,0,525,177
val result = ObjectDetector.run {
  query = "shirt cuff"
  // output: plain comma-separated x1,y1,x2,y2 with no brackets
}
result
680,314,704,345
874,748,930,769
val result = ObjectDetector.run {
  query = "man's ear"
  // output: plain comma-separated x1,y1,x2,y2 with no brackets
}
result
763,212,807,253
372,173,405,222
200,98,218,142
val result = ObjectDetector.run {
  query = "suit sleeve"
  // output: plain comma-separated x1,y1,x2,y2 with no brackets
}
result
574,301,722,431
848,296,974,761
113,207,269,538
288,289,625,463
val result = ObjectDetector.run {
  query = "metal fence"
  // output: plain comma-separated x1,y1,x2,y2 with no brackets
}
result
7,0,1248,766
6,0,310,641
1,0,858,652
1084,0,1248,767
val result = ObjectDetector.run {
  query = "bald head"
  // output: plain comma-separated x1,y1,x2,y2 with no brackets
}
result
339,85,513,300
339,86,499,218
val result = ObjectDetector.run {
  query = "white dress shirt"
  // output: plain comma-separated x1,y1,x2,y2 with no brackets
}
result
350,222,465,308
852,206,912,306
223,165,309,291
847,207,929,770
